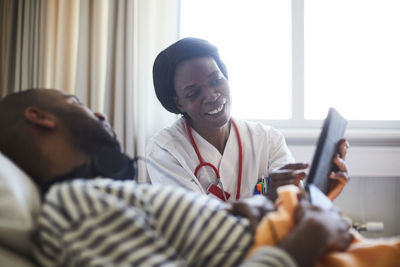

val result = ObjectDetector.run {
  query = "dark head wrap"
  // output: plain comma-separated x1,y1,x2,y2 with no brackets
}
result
152,37,228,114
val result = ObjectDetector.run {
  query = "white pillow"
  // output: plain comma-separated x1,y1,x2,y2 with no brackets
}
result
0,152,41,257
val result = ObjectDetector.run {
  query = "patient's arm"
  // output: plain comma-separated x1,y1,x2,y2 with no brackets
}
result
229,194,353,267
279,200,353,267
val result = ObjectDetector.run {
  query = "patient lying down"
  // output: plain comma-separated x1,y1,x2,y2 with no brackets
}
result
0,89,398,266
33,178,352,267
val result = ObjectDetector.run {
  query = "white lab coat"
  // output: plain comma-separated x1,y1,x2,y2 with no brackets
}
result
146,117,294,200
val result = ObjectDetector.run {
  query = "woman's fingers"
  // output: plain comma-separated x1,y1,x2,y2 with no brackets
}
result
329,170,350,184
271,170,306,186
332,154,348,172
273,169,307,180
327,140,350,200
330,154,350,186
338,139,350,160
267,165,309,201
327,171,350,200
279,163,309,171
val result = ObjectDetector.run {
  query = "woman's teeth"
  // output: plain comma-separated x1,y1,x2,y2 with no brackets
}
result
206,97,227,115
207,104,224,115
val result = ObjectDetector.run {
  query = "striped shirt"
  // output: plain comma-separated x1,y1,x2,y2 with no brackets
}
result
33,179,297,267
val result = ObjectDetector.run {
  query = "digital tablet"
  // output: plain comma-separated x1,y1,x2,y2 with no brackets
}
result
305,107,347,197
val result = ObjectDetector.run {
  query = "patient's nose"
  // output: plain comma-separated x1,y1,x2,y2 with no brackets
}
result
94,112,108,122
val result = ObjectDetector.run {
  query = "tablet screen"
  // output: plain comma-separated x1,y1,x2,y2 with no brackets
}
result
305,107,347,195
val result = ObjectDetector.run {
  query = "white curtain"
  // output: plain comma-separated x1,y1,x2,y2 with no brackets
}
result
0,0,180,182
0,0,47,97
131,0,180,181
60,0,181,181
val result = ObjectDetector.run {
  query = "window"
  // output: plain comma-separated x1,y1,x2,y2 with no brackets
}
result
180,0,400,129
305,0,400,121
180,0,292,120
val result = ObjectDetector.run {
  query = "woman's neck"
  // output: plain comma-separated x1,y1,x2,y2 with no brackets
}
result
190,120,231,154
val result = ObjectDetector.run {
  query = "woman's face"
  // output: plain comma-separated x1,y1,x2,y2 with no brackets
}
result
173,57,231,131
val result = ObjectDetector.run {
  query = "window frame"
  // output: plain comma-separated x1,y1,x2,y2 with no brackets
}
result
178,0,400,142
260,0,400,131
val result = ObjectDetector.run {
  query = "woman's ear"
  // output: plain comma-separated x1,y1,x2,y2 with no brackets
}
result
173,95,185,113
24,107,57,129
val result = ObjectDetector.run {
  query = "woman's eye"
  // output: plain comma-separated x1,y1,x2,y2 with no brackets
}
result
210,76,225,86
185,90,199,99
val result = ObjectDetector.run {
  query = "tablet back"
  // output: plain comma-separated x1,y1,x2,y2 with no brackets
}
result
305,107,347,195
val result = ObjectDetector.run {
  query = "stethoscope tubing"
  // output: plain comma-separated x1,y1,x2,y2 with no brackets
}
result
185,118,243,200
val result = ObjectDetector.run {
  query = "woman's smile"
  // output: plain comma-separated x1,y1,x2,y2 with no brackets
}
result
205,97,227,116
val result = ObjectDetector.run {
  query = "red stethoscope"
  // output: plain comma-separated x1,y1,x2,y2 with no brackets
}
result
185,118,243,200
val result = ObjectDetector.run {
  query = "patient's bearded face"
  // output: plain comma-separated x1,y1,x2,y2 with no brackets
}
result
69,112,120,156
55,101,121,156
35,90,121,157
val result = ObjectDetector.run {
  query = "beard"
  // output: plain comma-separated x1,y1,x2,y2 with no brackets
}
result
54,108,121,157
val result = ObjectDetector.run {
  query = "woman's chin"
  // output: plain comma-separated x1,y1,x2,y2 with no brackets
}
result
205,113,230,129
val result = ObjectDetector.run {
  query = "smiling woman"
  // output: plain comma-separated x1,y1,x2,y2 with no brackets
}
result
146,38,350,202
146,37,298,201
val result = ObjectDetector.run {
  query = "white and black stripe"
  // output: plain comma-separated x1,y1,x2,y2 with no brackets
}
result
33,179,297,267
240,247,297,267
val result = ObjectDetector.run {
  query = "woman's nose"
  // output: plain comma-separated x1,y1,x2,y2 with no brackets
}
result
204,88,221,102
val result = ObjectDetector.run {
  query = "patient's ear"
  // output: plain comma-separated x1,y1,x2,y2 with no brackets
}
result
24,107,57,129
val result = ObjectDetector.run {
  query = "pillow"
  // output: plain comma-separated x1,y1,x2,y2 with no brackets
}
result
0,245,36,267
0,152,41,257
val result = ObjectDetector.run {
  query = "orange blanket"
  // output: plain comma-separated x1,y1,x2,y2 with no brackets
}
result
249,185,400,267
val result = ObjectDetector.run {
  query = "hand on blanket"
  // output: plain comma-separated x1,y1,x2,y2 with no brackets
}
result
225,195,275,234
327,139,350,200
279,199,353,267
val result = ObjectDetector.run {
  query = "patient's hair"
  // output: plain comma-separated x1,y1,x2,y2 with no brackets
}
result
152,37,228,114
0,89,60,141
0,89,56,168
0,89,55,128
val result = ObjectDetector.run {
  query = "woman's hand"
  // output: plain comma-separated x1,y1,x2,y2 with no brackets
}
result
267,139,350,202
266,163,308,201
279,199,353,267
327,139,350,200
225,195,275,233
